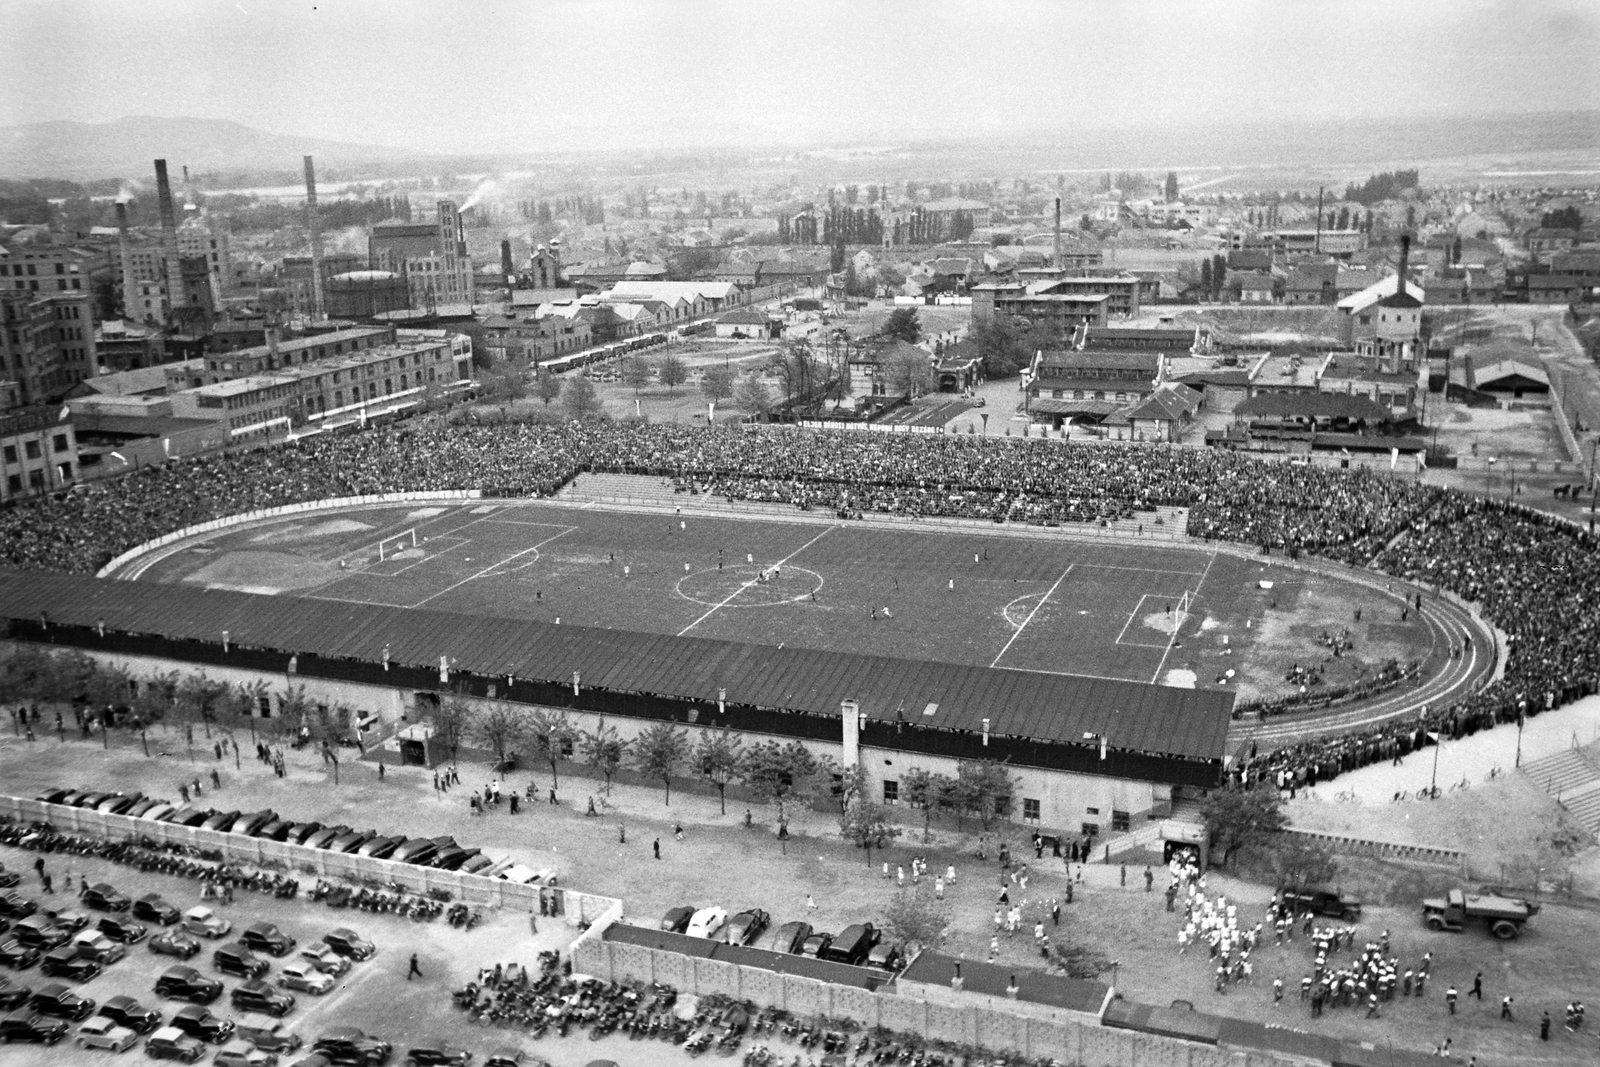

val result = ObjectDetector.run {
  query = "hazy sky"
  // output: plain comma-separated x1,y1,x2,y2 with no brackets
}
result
4,0,1597,152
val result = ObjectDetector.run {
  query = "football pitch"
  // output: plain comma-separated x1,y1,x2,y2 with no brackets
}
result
120,499,1439,696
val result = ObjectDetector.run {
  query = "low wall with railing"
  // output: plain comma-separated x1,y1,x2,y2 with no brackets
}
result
0,795,619,924
1282,826,1466,871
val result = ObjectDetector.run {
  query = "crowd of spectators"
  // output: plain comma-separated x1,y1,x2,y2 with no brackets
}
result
0,419,1593,784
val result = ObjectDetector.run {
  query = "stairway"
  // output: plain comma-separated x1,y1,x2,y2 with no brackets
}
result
1519,748,1600,836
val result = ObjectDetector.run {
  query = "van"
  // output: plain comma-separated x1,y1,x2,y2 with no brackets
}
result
213,942,270,979
820,923,877,966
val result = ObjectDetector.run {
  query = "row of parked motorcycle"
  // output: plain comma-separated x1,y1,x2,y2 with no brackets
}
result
451,957,1061,1066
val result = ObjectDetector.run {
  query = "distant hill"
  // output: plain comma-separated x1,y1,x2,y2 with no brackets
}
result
0,116,428,181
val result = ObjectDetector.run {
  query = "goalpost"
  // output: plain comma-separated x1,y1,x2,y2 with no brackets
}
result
377,528,418,562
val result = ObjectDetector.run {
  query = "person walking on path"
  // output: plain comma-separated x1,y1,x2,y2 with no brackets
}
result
41,872,53,894
407,954,422,981
378,763,385,781
1447,986,1458,1014
1502,996,1514,1021
1471,972,1483,999
1540,1012,1551,1041
1120,864,1127,888
806,894,816,913
652,839,660,860
1145,867,1153,892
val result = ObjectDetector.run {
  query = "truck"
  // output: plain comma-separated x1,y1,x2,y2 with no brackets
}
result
1280,886,1362,922
1421,889,1539,940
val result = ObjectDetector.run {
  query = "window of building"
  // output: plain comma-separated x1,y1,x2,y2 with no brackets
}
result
52,434,68,453
1022,798,1040,822
1081,822,1099,837
1111,810,1130,832
1086,806,1099,816
880,779,899,804
27,469,44,489
560,737,575,758
2,445,15,464
57,462,71,482
24,440,40,460
5,474,18,493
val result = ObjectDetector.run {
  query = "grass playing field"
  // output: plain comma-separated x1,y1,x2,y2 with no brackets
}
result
122,499,1434,698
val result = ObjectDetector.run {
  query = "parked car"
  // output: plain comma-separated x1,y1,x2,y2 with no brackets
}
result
768,922,811,955
214,943,271,979
297,944,350,976
327,832,371,855
0,938,42,970
866,938,905,972
171,1004,235,1043
43,906,91,934
233,1012,302,1053
168,809,210,828
799,931,832,958
282,824,322,846
353,837,400,860
181,907,232,940
74,1014,139,1052
821,923,878,966
0,976,30,1012
230,811,275,836
145,1025,206,1062
312,1026,392,1065
242,923,296,958
685,906,728,940
231,979,295,1018
276,961,335,995
0,865,18,890
35,789,71,804
320,929,375,962
215,1037,280,1066
302,829,343,851
98,794,141,815
13,916,71,950
722,909,770,946
40,946,102,982
151,930,203,960
140,803,177,823
0,1009,67,1045
659,906,695,934
254,820,292,843
30,981,95,1020
126,798,161,819
73,792,110,809
200,811,242,833
81,883,132,912
97,915,148,944
388,839,437,866
402,1041,472,1066
99,993,164,1033
135,895,181,926
71,929,127,964
0,892,37,919
155,965,223,1005
428,848,472,872
481,1049,534,1067
1280,886,1362,922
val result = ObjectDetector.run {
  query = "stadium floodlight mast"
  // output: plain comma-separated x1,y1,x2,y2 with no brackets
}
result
1083,732,1107,760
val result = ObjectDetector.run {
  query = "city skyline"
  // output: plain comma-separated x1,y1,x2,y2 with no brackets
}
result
5,0,1598,155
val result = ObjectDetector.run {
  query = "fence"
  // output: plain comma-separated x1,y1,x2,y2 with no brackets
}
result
0,796,620,925
96,491,484,580
1280,827,1466,871
575,933,1301,1067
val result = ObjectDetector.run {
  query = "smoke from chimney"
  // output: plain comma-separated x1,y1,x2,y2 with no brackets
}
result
1054,196,1063,270
115,201,139,326
1396,234,1410,300
153,159,186,312
304,156,325,321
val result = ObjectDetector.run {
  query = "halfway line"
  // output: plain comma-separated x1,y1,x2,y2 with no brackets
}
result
677,524,838,636
990,565,1074,668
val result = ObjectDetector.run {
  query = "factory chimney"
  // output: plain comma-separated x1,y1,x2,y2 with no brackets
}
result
500,238,514,286
303,156,325,320
153,160,186,314
1395,234,1410,301
1054,196,1063,271
115,201,140,326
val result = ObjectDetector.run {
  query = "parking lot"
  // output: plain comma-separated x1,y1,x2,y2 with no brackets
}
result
0,839,652,1067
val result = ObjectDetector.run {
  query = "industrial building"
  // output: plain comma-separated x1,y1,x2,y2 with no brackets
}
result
369,201,475,309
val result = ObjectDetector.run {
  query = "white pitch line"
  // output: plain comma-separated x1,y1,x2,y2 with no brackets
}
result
677,525,837,636
1150,549,1217,684
409,527,576,608
989,565,1074,668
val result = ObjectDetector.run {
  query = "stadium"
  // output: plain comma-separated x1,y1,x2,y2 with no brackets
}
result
0,419,1593,838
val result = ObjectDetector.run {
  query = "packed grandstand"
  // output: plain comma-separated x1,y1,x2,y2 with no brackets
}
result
1,420,1595,792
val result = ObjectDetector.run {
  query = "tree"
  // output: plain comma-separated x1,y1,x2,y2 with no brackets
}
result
839,798,901,867
657,354,688,393
900,767,953,842
883,307,922,343
1199,258,1213,298
621,355,652,395
176,672,228,744
732,373,772,417
631,721,691,805
1450,235,1463,265
699,365,735,406
1164,171,1180,202
883,886,952,954
955,760,1016,832
469,701,529,775
695,726,744,814
534,368,562,407
431,686,475,763
130,671,179,757
580,722,628,794
1260,835,1339,888
274,684,313,748
1211,254,1228,300
1201,786,1288,868
526,707,579,789
562,375,605,420
885,345,933,399
740,740,824,827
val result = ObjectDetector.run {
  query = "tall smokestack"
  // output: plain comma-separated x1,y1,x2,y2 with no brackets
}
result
1396,234,1410,300
1054,196,1063,270
115,201,140,325
500,238,514,285
303,156,325,320
154,160,186,314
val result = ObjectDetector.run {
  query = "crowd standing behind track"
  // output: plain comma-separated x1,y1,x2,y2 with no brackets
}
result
0,421,1595,790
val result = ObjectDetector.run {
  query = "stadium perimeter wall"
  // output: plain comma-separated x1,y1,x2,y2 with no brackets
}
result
573,932,1249,1067
0,795,621,926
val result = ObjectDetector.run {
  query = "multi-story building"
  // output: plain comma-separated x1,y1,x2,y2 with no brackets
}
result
278,253,363,316
369,201,475,309
177,219,233,301
0,240,104,297
198,326,394,384
0,406,78,502
168,331,474,437
0,289,97,404
1008,271,1142,317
